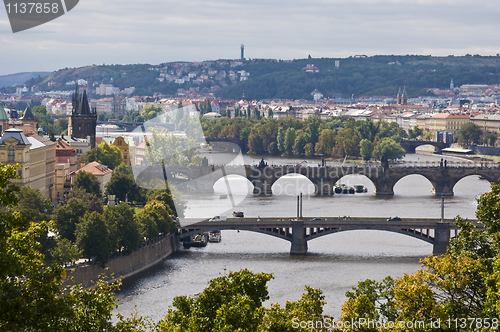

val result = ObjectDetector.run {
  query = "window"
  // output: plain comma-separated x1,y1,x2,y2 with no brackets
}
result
8,145,15,162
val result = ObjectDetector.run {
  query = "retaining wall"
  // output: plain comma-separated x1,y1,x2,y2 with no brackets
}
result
64,233,180,288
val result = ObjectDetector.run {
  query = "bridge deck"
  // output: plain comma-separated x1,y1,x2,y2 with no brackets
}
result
179,217,470,229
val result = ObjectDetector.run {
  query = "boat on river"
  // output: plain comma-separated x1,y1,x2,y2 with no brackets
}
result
183,233,208,248
208,230,221,243
334,184,355,194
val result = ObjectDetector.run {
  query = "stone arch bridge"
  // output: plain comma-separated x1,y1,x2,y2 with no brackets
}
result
178,217,465,255
135,162,500,196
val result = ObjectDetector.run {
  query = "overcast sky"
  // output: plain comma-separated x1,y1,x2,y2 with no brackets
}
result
0,0,499,76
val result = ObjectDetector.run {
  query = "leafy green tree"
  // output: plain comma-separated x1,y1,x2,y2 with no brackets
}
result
76,211,110,267
84,141,123,169
374,137,405,160
315,129,335,156
103,203,141,254
56,117,68,134
50,238,82,266
16,186,53,224
147,187,183,217
73,170,102,197
140,104,163,121
356,118,380,141
408,125,423,139
0,163,148,331
277,127,285,152
458,122,483,147
333,128,360,157
359,139,373,161
136,200,176,240
293,134,307,155
284,127,296,155
54,197,88,242
304,143,314,157
105,172,146,204
156,269,272,332
64,188,104,214
304,116,321,146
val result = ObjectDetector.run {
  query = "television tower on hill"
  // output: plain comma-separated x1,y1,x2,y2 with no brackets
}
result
241,44,244,60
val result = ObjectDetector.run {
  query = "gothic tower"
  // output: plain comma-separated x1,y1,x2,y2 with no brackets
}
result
68,84,97,148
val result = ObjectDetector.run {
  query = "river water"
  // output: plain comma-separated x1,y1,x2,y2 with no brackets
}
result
113,151,492,323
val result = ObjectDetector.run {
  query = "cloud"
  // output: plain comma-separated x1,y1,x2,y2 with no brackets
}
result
0,0,499,75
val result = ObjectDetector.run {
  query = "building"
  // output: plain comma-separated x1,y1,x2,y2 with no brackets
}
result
54,163,71,203
102,136,135,166
68,85,97,148
57,135,91,158
0,128,55,199
0,105,10,134
55,138,78,172
71,161,113,195
429,113,470,134
19,106,38,129
397,87,408,105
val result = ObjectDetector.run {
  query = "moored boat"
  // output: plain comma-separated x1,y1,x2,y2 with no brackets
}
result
209,230,221,243
183,233,208,248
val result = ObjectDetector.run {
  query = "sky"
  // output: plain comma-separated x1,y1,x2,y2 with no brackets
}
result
0,0,500,76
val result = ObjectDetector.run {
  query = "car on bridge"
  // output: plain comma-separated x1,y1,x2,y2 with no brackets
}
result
309,217,323,221
387,216,402,221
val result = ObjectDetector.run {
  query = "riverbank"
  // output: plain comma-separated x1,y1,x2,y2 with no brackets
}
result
63,233,180,288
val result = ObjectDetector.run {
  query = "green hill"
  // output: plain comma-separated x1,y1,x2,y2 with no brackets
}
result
12,55,500,100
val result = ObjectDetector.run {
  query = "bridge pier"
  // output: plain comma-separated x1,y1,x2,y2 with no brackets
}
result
374,180,394,196
252,181,273,195
432,184,454,196
313,179,333,195
290,221,308,254
432,223,451,255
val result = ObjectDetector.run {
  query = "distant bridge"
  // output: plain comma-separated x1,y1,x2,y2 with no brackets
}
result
178,217,470,255
398,139,449,153
135,162,500,196
97,121,175,132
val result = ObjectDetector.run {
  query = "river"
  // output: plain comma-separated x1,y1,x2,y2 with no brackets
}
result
113,151,491,323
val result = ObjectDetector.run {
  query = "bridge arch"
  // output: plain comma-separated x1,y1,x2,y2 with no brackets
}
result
337,174,375,194
213,174,253,196
453,174,492,196
306,226,435,244
271,173,315,196
393,174,435,196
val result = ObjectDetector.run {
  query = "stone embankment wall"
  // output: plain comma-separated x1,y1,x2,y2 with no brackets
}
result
64,233,180,288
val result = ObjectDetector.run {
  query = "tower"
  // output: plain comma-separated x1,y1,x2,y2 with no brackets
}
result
450,79,454,90
68,84,97,148
240,44,244,61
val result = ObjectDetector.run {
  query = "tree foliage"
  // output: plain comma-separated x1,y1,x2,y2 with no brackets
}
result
73,170,102,197
84,141,123,169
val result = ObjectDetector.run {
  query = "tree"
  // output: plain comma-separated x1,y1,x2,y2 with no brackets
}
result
157,269,272,332
374,137,405,160
75,211,110,267
73,170,102,197
277,127,285,152
293,134,307,155
103,203,141,255
54,197,88,242
315,129,335,156
458,122,482,147
50,238,82,266
359,139,373,161
140,104,163,121
0,164,146,331
105,172,146,204
356,118,380,141
84,141,123,169
136,200,176,240
284,127,296,155
156,269,330,332
340,181,500,328
408,125,423,139
333,128,360,157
